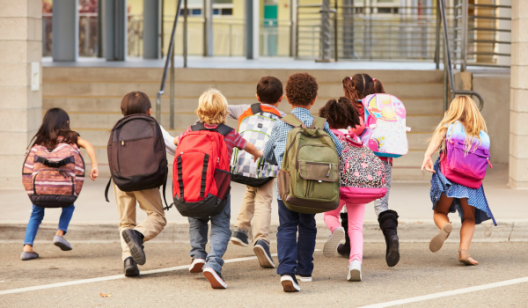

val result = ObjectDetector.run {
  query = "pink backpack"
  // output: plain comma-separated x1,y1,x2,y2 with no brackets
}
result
334,130,387,205
22,142,85,208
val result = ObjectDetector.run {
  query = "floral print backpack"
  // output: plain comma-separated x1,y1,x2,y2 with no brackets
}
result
333,130,387,205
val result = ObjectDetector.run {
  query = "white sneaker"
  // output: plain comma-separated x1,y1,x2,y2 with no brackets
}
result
280,274,301,292
296,275,312,283
347,260,362,281
323,227,345,257
189,258,206,273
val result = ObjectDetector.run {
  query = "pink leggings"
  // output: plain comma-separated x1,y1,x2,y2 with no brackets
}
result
323,199,365,264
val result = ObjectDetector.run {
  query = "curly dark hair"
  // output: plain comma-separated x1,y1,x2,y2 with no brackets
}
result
319,97,361,129
285,73,318,107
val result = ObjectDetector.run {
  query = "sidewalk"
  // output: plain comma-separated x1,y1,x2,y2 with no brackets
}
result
2,164,526,242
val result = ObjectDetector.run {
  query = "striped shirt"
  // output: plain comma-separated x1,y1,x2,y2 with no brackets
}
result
263,107,343,200
178,123,247,161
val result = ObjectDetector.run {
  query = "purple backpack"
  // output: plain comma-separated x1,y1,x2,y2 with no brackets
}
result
334,130,387,205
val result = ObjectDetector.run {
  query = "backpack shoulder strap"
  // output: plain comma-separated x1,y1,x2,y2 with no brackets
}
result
191,122,206,131
281,114,304,128
250,103,263,115
311,117,327,130
215,124,232,136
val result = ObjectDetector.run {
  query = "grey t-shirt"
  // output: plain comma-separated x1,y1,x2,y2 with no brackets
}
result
227,103,286,120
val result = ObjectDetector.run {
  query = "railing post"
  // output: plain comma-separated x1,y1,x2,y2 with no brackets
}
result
434,0,441,69
318,0,333,62
461,0,468,72
290,0,298,57
183,0,188,67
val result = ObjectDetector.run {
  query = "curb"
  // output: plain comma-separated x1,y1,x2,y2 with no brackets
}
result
1,221,526,244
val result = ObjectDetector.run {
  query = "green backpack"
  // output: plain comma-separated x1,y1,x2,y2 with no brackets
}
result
277,114,340,214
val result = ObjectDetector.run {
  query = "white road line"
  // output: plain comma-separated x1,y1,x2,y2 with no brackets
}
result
0,250,320,296
358,276,528,308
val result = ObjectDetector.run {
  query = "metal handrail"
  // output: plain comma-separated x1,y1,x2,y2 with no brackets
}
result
156,0,183,123
438,0,484,110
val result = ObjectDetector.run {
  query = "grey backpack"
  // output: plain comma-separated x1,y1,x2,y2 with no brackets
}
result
230,104,282,187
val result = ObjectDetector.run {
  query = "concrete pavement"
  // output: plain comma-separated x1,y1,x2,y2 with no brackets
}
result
1,242,528,307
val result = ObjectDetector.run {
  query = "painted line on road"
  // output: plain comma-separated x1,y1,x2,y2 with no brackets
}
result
0,250,321,296
358,276,528,308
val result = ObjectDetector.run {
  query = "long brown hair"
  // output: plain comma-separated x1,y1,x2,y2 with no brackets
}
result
342,73,385,110
33,108,79,150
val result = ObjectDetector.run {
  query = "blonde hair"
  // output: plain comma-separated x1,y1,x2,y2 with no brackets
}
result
433,96,487,152
196,89,228,124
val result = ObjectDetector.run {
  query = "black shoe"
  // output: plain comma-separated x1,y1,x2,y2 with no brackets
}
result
253,239,275,268
124,257,139,277
338,212,351,258
280,274,300,292
378,210,400,267
122,229,146,266
230,228,249,247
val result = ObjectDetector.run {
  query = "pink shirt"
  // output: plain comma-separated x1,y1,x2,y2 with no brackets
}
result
178,123,247,161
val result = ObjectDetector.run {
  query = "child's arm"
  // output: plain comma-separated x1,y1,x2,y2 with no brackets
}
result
263,123,278,165
227,104,250,120
244,142,263,162
421,129,447,173
159,125,176,155
77,137,98,181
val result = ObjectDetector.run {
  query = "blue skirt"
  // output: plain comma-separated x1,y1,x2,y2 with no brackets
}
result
430,159,496,226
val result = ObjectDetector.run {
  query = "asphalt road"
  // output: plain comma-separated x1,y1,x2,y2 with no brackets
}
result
1,242,527,307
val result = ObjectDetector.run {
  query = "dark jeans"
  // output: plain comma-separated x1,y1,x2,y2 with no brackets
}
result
188,194,231,273
276,200,317,276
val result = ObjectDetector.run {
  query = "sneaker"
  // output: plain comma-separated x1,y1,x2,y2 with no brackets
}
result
189,258,206,273
53,235,72,251
296,275,312,283
347,260,362,281
124,257,140,277
323,227,345,257
253,239,275,268
203,267,227,289
20,251,39,261
280,274,300,292
230,228,249,247
122,229,146,265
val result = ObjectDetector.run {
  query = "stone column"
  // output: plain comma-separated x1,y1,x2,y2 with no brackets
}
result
0,0,42,188
52,0,78,62
203,0,213,57
509,0,528,188
143,0,162,59
245,0,259,59
103,0,127,61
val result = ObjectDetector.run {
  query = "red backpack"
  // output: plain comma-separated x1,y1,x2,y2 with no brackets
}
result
172,123,232,217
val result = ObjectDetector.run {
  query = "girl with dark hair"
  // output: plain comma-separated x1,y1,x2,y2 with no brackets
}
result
319,98,367,281
21,108,99,261
339,74,401,268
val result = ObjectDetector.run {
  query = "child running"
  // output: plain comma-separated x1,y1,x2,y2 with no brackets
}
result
319,97,367,281
263,73,343,292
339,74,401,267
228,76,286,268
175,89,263,289
421,96,496,265
21,108,99,260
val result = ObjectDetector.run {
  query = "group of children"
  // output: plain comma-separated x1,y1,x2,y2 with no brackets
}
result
20,72,496,292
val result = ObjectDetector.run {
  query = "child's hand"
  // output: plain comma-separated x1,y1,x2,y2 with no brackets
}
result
173,138,178,146
90,166,99,181
253,150,263,162
421,156,435,173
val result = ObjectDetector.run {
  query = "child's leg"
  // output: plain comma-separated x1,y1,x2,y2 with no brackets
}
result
323,199,345,233
23,205,45,251
134,188,167,241
347,203,366,264
114,184,138,261
234,185,256,234
205,194,232,272
459,198,476,250
276,200,300,276
56,204,75,236
434,193,454,229
297,212,317,277
188,216,209,261
374,161,392,216
251,179,274,244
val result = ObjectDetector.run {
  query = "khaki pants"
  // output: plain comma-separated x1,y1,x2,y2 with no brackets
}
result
234,179,274,244
114,184,167,261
